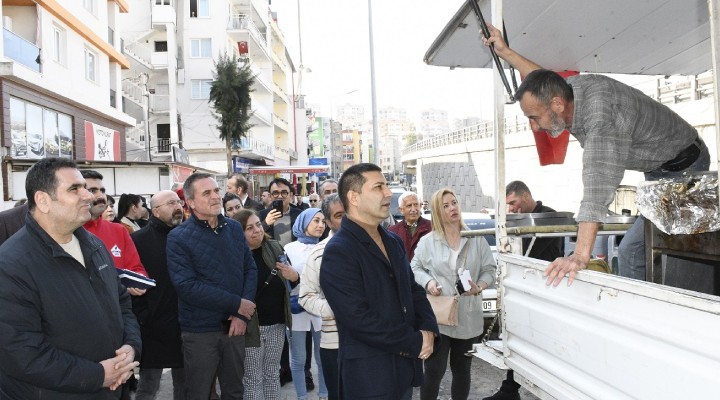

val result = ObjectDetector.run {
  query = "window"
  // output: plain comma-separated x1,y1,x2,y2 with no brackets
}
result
83,0,96,15
52,26,65,65
190,39,211,58
190,0,209,17
191,79,212,99
9,97,73,159
84,48,96,81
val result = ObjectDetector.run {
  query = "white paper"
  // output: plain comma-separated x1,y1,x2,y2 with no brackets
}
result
458,268,472,291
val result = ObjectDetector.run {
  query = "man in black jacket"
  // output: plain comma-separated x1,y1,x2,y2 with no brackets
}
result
0,157,141,399
131,190,185,400
227,174,263,211
484,180,565,400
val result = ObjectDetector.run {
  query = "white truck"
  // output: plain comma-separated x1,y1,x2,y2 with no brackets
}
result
424,1,720,398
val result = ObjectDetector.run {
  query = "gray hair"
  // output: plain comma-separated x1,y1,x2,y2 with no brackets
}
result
397,191,418,207
321,193,342,220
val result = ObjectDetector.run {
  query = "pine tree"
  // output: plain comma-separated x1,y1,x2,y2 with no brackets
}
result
209,53,255,173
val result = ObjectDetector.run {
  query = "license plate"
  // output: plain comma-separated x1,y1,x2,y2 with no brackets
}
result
482,300,497,312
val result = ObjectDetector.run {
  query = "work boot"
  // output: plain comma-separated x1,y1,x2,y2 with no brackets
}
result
482,379,521,400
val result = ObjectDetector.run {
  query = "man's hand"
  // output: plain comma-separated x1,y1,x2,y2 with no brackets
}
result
265,210,282,226
127,288,147,296
238,299,256,319
543,253,589,286
228,316,247,337
425,279,442,296
100,345,139,390
481,23,510,55
419,330,435,360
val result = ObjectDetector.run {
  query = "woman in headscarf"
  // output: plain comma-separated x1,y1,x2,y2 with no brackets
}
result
283,208,328,400
411,188,497,400
233,209,298,400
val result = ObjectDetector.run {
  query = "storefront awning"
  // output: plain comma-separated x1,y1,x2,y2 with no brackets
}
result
248,165,330,175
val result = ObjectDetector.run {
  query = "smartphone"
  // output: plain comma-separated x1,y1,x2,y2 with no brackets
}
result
278,254,290,265
272,199,283,216
455,278,467,294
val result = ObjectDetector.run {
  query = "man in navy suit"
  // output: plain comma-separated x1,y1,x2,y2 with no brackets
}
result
320,163,439,400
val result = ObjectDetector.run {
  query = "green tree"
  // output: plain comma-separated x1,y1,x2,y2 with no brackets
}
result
209,53,255,173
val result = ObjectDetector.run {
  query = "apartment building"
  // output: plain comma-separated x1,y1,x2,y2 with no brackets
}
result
0,0,136,201
119,0,298,176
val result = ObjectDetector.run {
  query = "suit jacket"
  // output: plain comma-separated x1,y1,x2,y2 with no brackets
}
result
320,216,439,399
243,197,263,212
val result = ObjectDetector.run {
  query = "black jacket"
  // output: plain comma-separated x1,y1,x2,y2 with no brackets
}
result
0,213,141,399
525,201,565,262
131,216,183,369
0,203,27,246
243,197,263,212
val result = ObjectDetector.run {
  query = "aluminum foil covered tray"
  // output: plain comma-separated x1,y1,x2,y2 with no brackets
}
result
636,173,720,235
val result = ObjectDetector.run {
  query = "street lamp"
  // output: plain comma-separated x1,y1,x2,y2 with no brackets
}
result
367,0,380,164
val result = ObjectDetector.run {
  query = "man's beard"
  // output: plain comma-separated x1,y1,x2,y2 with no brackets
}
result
547,111,566,138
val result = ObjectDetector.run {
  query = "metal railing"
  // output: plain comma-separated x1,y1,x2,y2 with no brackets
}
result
402,73,716,156
157,138,171,153
236,136,274,158
3,29,40,72
228,14,268,57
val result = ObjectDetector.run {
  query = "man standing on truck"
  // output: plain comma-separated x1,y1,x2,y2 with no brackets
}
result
484,24,710,286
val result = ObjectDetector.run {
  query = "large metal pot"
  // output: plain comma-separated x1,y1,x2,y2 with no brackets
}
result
504,212,576,227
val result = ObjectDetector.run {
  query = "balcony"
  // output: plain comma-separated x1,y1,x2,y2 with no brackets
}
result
157,138,171,153
152,2,176,26
151,51,168,68
250,103,272,126
227,14,269,59
3,29,40,72
234,136,274,159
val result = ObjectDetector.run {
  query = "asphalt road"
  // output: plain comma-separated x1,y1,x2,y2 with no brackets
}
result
148,359,540,399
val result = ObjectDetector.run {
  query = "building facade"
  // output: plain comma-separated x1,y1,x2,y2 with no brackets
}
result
0,0,136,201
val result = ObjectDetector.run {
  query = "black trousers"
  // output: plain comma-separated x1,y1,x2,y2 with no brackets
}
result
420,334,477,400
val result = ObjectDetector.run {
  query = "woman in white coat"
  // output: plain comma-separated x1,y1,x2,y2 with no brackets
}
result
284,208,328,400
411,188,497,400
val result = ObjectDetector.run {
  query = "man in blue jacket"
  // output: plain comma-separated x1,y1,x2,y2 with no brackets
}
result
167,173,257,400
320,163,439,400
0,157,141,399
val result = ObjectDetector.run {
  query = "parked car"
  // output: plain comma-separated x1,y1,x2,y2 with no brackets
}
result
389,187,407,222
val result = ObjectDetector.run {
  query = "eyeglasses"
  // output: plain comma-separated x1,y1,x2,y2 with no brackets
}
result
225,204,242,212
154,199,184,208
309,199,319,203
271,190,290,198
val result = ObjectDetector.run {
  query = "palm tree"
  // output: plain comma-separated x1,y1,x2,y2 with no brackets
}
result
209,53,255,173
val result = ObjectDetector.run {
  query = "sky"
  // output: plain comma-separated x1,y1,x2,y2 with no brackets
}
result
271,0,497,123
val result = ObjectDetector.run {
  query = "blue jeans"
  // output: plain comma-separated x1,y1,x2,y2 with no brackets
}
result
289,327,327,399
618,139,710,280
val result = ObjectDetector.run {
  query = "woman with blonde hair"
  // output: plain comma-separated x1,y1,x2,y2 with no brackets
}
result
411,188,497,400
